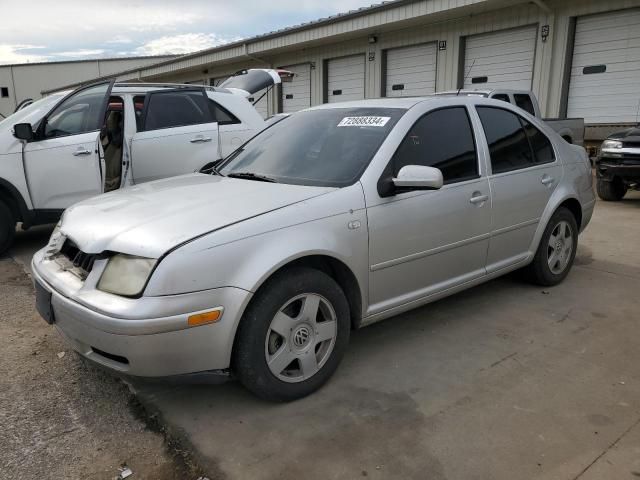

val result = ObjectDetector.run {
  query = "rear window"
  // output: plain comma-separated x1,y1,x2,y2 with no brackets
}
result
514,94,536,116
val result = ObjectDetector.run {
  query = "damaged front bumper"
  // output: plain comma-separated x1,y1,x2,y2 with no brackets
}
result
31,249,252,379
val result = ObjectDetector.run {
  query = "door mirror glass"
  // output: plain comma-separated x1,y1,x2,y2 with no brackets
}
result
13,123,34,141
392,165,443,191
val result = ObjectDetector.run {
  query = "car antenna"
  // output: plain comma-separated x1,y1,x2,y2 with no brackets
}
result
457,59,475,96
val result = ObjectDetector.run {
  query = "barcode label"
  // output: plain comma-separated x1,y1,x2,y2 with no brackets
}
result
337,116,391,127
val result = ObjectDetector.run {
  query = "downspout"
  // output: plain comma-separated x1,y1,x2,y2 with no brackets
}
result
9,65,18,109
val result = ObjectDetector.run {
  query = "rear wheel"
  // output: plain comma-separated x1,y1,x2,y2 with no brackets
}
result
525,207,578,286
233,267,350,402
597,176,627,201
0,201,15,256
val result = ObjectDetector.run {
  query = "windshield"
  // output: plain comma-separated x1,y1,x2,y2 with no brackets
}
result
219,107,405,187
0,93,66,128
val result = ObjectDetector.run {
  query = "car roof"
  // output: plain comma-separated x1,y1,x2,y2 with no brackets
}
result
110,83,226,94
307,97,430,111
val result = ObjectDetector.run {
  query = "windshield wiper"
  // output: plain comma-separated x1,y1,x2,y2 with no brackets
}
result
226,172,277,183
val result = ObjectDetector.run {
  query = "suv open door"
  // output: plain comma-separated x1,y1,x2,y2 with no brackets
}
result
18,79,115,212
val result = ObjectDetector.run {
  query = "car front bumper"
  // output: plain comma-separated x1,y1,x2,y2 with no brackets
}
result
31,255,252,378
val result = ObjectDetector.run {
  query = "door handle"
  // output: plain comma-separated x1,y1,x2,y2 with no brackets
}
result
190,136,212,143
72,148,92,156
541,174,555,186
469,192,489,206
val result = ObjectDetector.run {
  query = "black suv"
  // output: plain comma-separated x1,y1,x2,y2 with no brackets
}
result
596,126,640,201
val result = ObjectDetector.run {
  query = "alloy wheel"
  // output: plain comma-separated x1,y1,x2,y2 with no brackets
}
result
547,220,573,275
264,293,338,383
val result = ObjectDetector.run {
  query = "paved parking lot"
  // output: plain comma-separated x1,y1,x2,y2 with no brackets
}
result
6,193,640,479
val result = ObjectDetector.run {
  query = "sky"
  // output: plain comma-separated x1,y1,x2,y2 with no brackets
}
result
0,0,377,65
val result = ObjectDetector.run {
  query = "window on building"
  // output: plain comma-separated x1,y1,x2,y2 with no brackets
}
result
477,107,534,174
1,87,9,98
514,94,536,116
392,107,478,184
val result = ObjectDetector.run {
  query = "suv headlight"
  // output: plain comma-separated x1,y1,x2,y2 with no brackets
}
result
97,254,156,297
602,139,623,150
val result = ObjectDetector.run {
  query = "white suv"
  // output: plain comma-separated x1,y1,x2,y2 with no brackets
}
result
0,70,291,253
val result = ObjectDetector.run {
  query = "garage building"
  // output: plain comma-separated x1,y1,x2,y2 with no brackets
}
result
38,0,640,141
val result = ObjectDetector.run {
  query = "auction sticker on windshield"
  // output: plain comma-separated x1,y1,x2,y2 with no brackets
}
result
337,116,390,127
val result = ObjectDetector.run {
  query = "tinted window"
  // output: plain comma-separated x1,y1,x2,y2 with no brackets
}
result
392,107,478,184
220,108,404,187
522,119,555,164
44,83,109,138
143,91,211,131
514,94,535,116
133,95,145,131
210,100,240,125
492,93,510,103
477,107,534,174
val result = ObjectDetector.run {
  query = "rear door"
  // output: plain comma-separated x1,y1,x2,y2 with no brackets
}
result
130,88,219,183
475,106,562,272
22,80,114,209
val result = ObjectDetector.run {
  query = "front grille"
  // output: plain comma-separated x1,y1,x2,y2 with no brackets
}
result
623,141,640,149
56,240,99,279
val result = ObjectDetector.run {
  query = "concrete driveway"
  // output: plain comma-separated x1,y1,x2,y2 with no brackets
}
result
11,193,640,480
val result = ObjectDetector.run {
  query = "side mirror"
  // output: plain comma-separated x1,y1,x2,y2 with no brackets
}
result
13,123,34,142
392,165,443,191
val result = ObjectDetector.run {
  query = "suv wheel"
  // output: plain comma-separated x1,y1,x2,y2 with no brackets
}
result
0,201,15,256
525,207,578,286
233,267,350,401
597,176,627,201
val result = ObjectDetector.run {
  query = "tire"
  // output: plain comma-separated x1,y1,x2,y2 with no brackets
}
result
524,207,578,287
233,267,350,402
0,201,16,256
597,177,627,201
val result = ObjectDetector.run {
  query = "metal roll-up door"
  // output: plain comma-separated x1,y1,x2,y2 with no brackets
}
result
326,54,365,103
463,26,538,90
281,63,311,113
567,9,640,124
384,43,437,97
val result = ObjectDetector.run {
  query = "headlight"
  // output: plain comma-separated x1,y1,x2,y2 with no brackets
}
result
602,139,623,150
97,254,156,297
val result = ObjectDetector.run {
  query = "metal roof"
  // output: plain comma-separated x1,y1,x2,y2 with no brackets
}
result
0,54,179,69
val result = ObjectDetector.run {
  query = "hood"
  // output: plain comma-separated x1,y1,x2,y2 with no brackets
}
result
608,126,640,143
60,174,334,258
219,69,293,97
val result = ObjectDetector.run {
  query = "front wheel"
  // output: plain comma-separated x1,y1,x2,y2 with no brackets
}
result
0,201,15,256
525,207,578,286
597,176,627,201
233,267,350,402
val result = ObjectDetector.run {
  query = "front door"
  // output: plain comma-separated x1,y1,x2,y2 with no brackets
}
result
130,88,219,183
475,106,562,272
366,106,492,314
23,80,114,209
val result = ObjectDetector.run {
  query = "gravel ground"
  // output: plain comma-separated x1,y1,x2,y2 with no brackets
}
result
0,257,204,479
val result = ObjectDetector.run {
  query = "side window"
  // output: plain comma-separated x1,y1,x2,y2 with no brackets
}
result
521,119,555,164
209,100,240,125
514,94,536,116
392,107,478,184
492,93,510,103
44,83,110,138
477,107,534,174
143,90,211,131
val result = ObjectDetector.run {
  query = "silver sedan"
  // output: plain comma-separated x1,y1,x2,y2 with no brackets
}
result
32,96,595,401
